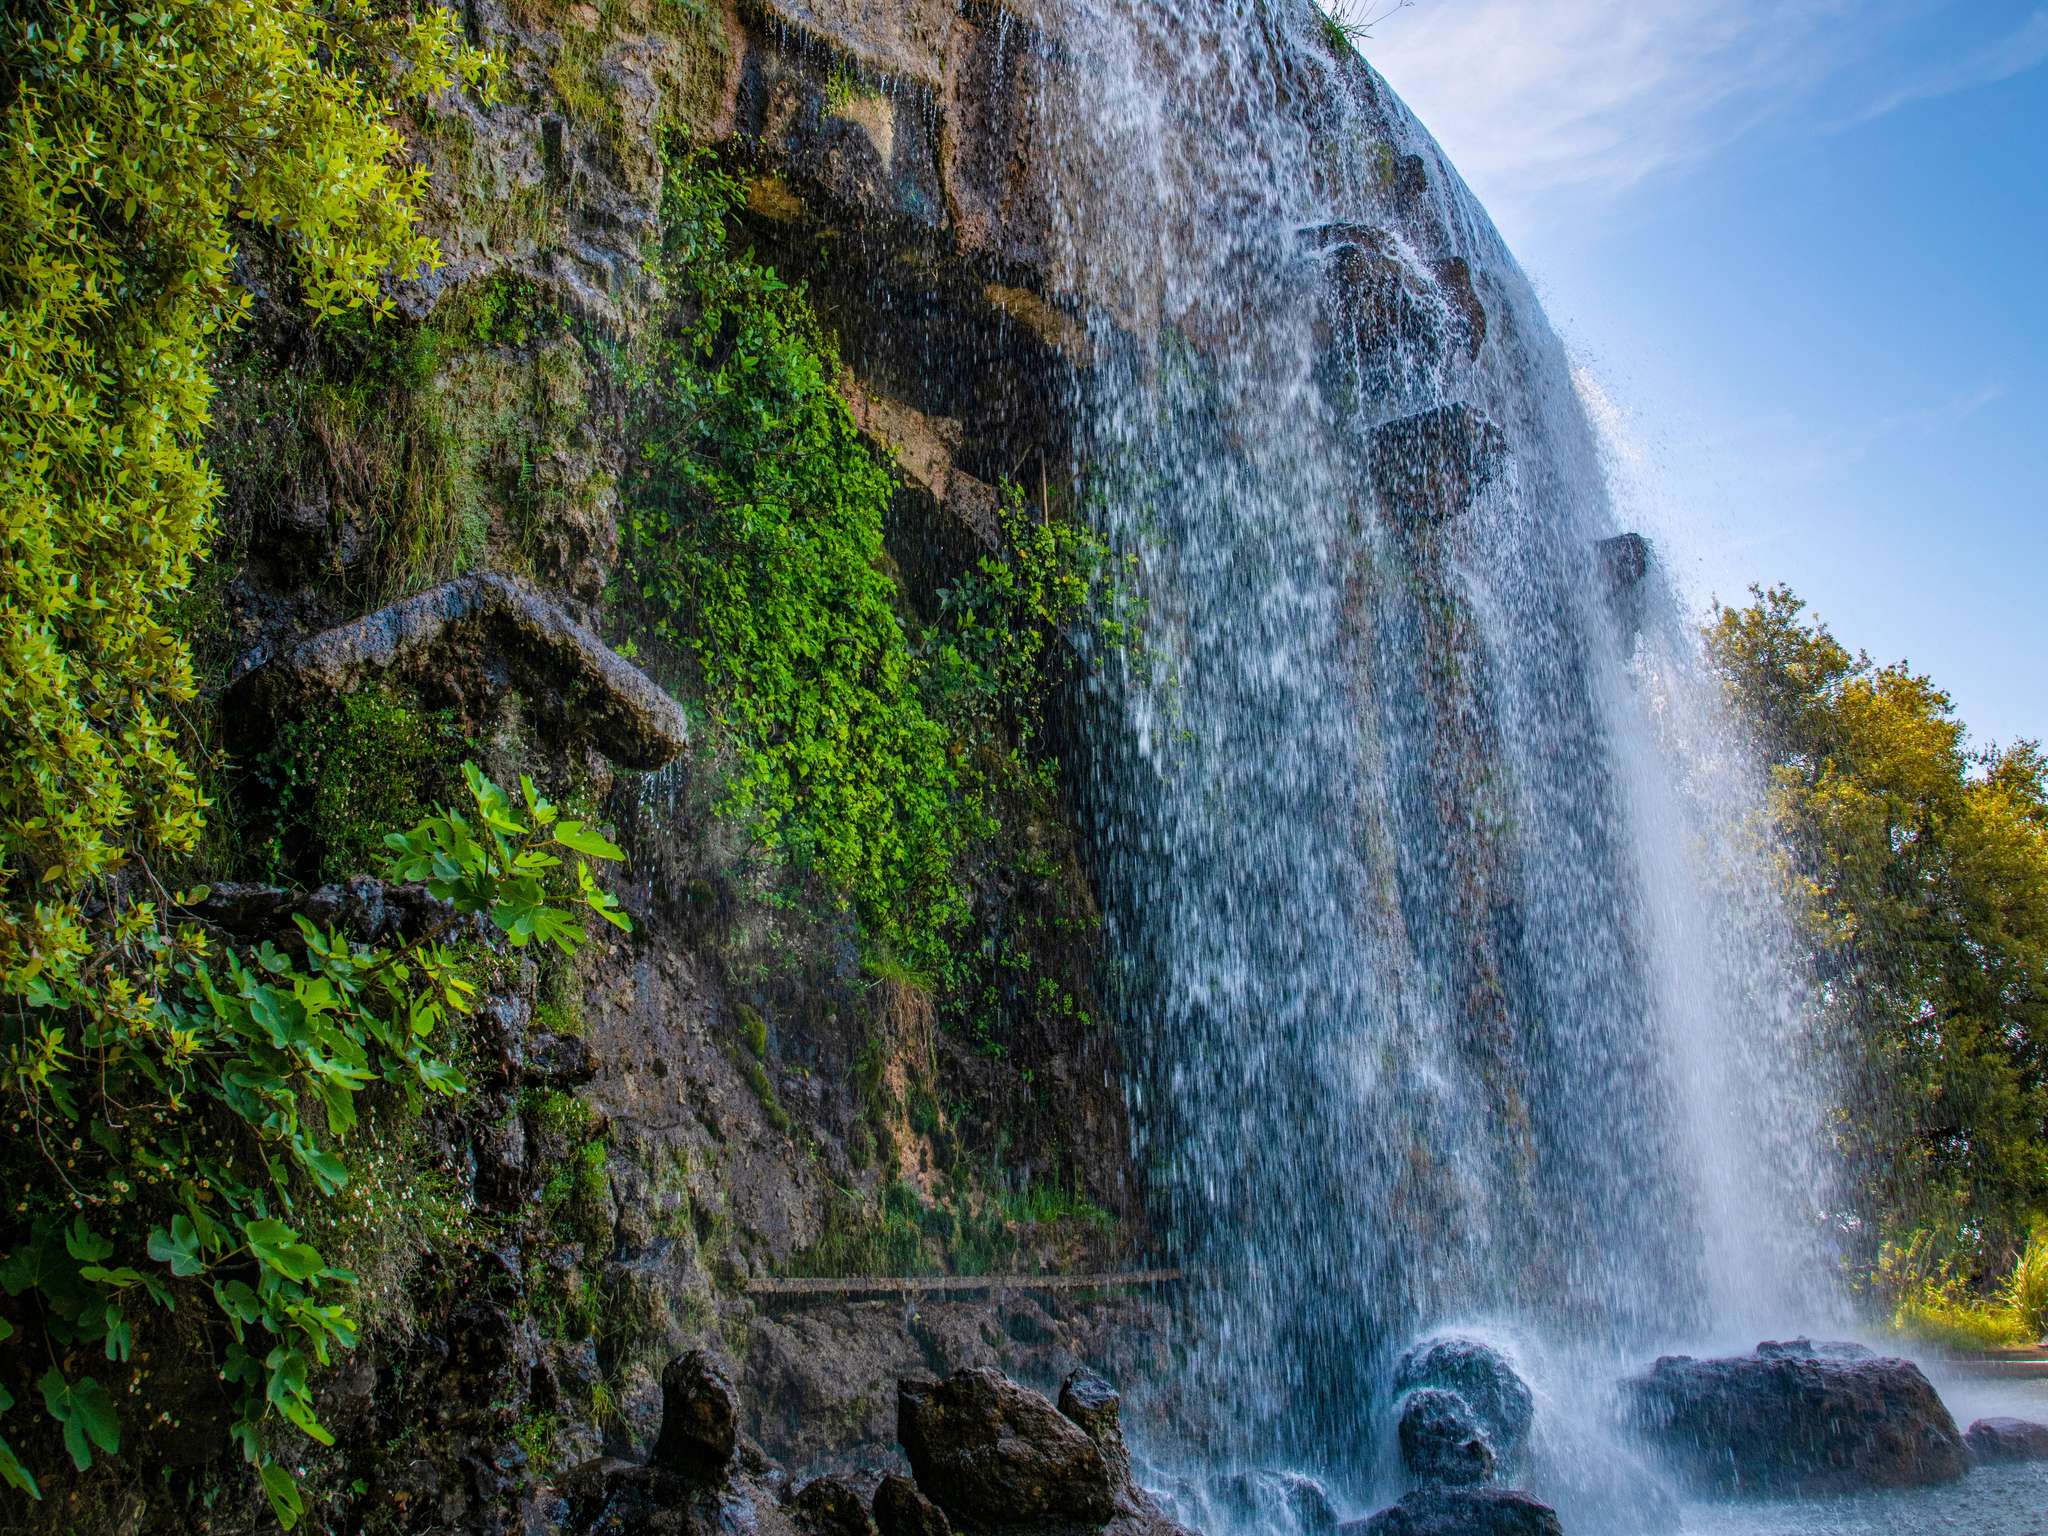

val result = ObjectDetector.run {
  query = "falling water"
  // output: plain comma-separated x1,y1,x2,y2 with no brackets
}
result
1015,0,1843,1509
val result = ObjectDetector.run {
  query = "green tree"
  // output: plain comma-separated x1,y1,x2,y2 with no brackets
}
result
1708,587,2048,1282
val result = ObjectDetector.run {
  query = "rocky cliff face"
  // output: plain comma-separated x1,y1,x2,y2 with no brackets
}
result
28,4,1497,1532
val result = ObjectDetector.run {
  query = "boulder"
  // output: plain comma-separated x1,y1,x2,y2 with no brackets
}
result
874,1474,955,1536
1343,1488,1562,1536
1397,1388,1495,1488
1392,1338,1534,1466
1965,1416,2048,1464
1620,1349,1967,1494
651,1351,740,1481
897,1369,1118,1528
1367,405,1508,529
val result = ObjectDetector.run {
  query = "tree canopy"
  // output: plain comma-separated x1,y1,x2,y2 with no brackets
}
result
1708,586,2048,1282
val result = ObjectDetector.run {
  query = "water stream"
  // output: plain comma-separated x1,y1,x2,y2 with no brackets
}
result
1022,0,1867,1521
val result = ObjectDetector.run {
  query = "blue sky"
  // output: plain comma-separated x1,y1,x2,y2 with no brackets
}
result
1355,0,2047,749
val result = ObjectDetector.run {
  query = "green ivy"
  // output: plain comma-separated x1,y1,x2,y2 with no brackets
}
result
0,766,627,1525
625,150,1137,992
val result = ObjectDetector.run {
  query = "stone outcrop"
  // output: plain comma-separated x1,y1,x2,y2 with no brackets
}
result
234,572,690,770
651,1351,742,1482
897,1368,1117,1528
1366,405,1509,530
1964,1416,2048,1464
1397,1387,1496,1488
1620,1345,1968,1494
1343,1489,1562,1536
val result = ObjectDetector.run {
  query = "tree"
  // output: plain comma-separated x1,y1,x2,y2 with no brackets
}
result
1708,587,2048,1280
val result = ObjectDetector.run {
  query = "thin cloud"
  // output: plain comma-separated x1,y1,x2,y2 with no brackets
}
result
1850,6,2048,121
1354,0,1858,231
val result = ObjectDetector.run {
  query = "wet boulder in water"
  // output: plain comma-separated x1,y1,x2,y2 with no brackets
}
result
1342,1488,1562,1536
1965,1417,2048,1463
1397,1388,1496,1488
1620,1348,1967,1494
1309,226,1453,396
1367,405,1509,530
1392,1338,1535,1466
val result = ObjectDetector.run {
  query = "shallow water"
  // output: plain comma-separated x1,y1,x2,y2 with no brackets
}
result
1676,1461,2048,1536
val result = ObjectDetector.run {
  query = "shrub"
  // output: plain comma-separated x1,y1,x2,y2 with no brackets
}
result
0,766,626,1525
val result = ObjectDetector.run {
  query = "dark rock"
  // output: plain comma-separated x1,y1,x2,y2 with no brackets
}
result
523,1030,601,1088
1344,1488,1562,1536
652,1350,741,1482
1397,1388,1496,1488
1620,1349,1968,1494
1753,1337,1875,1363
1367,405,1508,529
875,1474,955,1536
1595,533,1650,636
1965,1416,2048,1463
1207,1470,1340,1534
897,1369,1117,1529
1058,1371,1131,1485
1392,1337,1535,1465
235,571,689,770
790,1476,880,1536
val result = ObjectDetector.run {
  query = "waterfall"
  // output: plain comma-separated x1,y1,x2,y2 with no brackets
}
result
1020,0,1844,1501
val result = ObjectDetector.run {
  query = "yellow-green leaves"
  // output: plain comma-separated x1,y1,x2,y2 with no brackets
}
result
0,0,493,994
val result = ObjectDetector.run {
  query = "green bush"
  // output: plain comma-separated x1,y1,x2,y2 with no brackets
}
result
0,766,626,1525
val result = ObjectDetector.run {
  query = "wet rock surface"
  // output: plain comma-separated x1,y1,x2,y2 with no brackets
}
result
1966,1417,2048,1464
1392,1338,1535,1468
1397,1387,1497,1488
1620,1346,1968,1494
1344,1488,1563,1536
1366,405,1509,529
1204,1470,1340,1535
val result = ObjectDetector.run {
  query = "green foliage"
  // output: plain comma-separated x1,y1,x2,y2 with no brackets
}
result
1877,1228,2037,1351
626,152,1134,992
2005,1225,2048,1340
628,151,969,975
256,690,470,883
0,0,497,999
1709,586,2048,1282
0,766,626,1523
